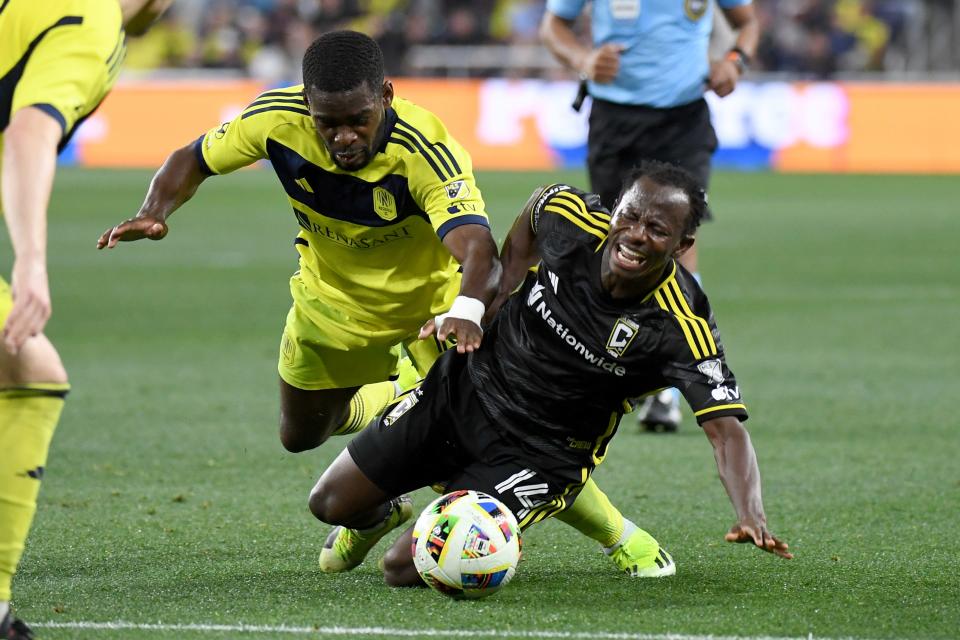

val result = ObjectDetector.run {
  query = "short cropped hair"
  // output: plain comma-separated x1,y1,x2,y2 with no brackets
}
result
302,30,384,94
620,160,707,236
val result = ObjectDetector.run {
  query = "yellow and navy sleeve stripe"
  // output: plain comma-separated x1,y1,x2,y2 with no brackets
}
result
240,88,308,120
543,190,610,242
653,267,718,361
389,116,462,181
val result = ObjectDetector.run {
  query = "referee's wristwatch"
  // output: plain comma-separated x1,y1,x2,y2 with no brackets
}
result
725,47,750,75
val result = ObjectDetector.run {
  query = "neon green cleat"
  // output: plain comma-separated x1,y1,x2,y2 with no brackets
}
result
606,520,676,578
318,496,413,573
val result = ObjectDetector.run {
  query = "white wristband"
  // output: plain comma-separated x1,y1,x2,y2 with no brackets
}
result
434,295,485,329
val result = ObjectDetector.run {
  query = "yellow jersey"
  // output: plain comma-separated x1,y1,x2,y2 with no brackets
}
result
0,0,125,154
195,87,490,331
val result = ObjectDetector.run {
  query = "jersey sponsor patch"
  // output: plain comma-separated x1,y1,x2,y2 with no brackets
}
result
526,282,627,376
444,180,470,200
711,385,741,401
372,186,398,221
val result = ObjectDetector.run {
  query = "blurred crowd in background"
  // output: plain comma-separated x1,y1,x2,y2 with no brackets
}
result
124,0,954,81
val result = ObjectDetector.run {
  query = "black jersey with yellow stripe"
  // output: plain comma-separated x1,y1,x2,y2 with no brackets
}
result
468,184,747,468
0,0,125,152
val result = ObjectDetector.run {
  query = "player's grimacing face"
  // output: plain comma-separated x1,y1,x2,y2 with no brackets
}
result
306,81,392,171
604,177,693,283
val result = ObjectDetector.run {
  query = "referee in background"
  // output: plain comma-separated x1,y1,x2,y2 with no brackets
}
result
540,0,759,432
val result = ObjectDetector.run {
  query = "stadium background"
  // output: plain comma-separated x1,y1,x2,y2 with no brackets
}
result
7,1,959,638
63,0,960,173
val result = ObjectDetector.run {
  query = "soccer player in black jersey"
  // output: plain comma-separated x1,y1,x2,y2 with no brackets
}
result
308,160,791,587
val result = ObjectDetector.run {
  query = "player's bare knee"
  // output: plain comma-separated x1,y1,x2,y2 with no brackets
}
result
278,426,315,453
307,482,347,524
278,416,328,453
0,333,68,386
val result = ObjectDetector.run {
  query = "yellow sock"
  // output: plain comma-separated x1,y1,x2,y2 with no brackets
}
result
555,477,626,549
332,381,397,436
0,386,68,601
333,357,422,436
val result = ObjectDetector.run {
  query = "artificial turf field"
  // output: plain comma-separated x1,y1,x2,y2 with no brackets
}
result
4,168,958,639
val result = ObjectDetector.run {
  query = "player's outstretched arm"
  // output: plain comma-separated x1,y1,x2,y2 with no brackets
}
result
1,108,62,353
488,185,546,321
420,225,500,353
96,142,209,249
701,416,793,559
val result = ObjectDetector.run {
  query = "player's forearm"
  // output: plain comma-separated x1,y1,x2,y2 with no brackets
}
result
1,109,60,263
457,233,501,307
136,143,208,222
498,202,540,299
707,418,766,524
540,13,590,74
723,5,760,59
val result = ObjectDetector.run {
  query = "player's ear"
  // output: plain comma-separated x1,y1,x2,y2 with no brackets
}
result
382,80,394,108
302,88,310,109
673,235,695,258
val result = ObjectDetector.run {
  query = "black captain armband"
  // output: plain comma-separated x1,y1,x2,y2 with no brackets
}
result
726,47,750,75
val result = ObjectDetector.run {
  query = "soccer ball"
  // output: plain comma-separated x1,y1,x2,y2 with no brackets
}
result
411,490,522,599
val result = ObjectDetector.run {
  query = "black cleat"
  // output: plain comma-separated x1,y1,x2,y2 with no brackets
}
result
1,610,36,640
636,390,681,433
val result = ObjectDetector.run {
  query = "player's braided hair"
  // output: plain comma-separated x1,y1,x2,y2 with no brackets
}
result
621,160,707,236
302,30,384,94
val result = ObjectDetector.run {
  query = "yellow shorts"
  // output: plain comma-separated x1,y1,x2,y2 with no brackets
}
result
278,272,448,390
0,276,11,325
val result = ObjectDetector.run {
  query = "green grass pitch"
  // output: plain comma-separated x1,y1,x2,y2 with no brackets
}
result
3,168,958,639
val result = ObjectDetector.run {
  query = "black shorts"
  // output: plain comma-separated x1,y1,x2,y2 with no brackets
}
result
587,97,717,217
347,350,589,530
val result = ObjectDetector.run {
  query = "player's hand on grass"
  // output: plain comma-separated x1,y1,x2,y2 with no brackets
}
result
3,257,51,354
725,521,793,559
96,215,169,249
418,317,482,353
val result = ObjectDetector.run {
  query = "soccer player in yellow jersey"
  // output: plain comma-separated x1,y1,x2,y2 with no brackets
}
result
0,1,171,636
99,30,657,581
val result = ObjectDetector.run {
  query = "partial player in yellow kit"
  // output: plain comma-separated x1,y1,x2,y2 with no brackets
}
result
0,1,172,636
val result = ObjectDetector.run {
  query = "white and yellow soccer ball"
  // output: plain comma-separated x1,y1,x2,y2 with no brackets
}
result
411,490,522,599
